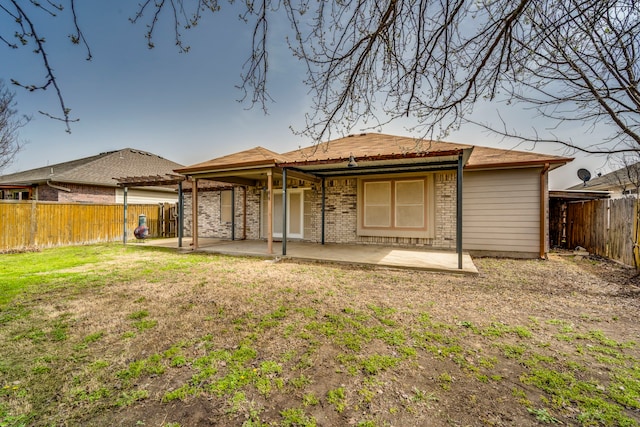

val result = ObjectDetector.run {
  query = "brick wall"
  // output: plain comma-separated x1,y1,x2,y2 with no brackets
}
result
183,171,459,249
434,172,457,249
182,187,262,239
37,184,59,201
315,178,358,244
49,183,114,203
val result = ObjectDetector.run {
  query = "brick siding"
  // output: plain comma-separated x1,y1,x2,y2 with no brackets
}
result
36,183,115,203
183,171,459,249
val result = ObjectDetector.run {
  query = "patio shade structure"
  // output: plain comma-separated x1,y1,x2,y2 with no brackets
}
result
175,141,474,270
278,147,473,269
114,174,186,246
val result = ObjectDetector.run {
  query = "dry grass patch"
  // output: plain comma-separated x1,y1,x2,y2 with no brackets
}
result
0,245,639,426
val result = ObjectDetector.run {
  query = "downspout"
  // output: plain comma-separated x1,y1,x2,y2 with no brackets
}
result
46,181,71,192
540,163,550,259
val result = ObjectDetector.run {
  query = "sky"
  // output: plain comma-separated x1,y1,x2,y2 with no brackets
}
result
1,1,621,189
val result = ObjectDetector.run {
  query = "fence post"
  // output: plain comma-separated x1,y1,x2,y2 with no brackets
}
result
123,187,128,244
30,200,37,247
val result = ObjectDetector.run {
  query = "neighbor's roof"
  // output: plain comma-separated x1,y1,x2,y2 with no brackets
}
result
0,148,184,187
567,162,640,191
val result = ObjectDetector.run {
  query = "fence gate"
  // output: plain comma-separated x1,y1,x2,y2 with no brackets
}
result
566,198,638,268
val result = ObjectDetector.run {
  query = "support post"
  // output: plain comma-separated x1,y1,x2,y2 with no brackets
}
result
321,178,326,245
267,170,273,254
456,154,463,270
282,168,287,256
123,186,128,244
178,181,183,248
192,178,199,250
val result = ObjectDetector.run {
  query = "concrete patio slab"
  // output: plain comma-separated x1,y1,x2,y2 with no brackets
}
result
134,238,478,274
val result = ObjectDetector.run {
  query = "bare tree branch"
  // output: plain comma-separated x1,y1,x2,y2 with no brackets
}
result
0,80,28,171
2,0,639,157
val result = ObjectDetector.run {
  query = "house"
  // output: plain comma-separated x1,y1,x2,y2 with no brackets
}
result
0,148,183,204
567,162,640,198
175,133,572,258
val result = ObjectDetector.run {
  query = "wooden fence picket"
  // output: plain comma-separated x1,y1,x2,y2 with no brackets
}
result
0,201,173,252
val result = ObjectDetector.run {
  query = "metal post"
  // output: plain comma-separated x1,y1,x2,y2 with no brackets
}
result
192,178,199,250
178,181,183,248
456,154,463,270
267,170,273,254
123,186,128,244
321,178,326,245
282,168,287,256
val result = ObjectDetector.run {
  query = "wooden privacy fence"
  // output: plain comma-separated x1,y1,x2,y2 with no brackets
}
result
0,201,174,252
566,198,640,268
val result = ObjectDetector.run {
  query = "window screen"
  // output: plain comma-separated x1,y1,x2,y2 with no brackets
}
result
220,190,232,223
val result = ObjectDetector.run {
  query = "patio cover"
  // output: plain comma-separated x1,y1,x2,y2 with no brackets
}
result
176,138,474,270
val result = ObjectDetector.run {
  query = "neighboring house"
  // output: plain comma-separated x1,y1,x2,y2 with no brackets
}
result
568,162,640,198
0,148,183,203
175,133,572,258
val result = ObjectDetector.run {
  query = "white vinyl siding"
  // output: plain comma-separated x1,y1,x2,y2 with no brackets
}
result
463,168,540,255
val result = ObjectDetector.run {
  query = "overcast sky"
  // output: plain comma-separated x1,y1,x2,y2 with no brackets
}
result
2,1,619,188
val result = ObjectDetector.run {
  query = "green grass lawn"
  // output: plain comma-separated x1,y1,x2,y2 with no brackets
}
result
0,244,638,427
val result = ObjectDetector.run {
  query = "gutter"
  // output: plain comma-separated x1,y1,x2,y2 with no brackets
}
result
540,163,550,259
47,181,71,192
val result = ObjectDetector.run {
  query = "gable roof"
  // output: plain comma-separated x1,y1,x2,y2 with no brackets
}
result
0,149,184,187
465,145,570,170
175,146,293,174
568,162,640,191
282,133,570,169
176,133,572,177
283,133,470,162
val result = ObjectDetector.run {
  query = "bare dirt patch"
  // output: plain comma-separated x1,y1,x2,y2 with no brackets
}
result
1,247,639,427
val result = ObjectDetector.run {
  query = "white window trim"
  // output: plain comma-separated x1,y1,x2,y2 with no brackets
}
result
272,188,306,239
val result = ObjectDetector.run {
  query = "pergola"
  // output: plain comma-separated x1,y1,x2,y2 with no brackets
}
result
114,174,187,246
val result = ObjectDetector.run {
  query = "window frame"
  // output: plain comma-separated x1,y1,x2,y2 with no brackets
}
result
220,190,232,223
357,175,435,238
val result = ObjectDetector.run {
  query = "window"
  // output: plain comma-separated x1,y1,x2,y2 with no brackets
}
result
395,180,424,228
363,182,391,227
220,190,232,223
358,176,434,238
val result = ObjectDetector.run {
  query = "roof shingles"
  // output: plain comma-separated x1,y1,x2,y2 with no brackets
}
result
0,149,184,187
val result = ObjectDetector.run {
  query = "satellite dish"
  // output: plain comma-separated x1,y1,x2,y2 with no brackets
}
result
577,168,592,186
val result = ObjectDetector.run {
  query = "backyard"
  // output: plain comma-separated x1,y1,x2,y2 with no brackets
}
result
0,244,639,426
